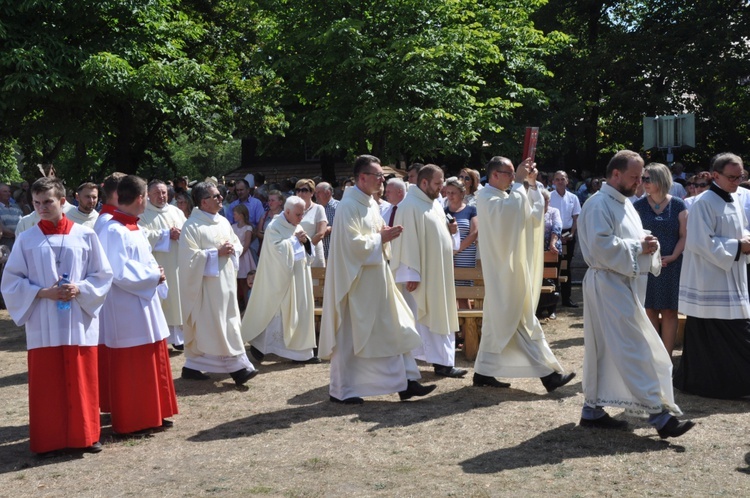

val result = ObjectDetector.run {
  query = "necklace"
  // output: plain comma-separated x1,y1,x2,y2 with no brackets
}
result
43,233,65,267
650,195,667,211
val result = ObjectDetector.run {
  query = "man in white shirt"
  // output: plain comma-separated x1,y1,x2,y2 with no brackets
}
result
549,171,582,307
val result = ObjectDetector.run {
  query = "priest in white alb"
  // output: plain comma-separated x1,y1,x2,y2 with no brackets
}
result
241,196,317,363
319,155,436,404
474,156,575,392
65,182,99,228
2,177,113,455
98,175,178,436
139,179,188,350
178,181,257,386
578,150,693,438
391,164,465,378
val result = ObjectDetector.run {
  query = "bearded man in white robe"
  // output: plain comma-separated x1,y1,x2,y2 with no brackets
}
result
241,196,317,363
318,154,435,404
65,182,99,228
139,180,187,350
178,182,257,386
391,164,465,378
675,152,750,399
473,156,575,393
578,149,693,438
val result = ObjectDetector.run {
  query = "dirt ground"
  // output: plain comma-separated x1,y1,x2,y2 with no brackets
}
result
1,288,749,497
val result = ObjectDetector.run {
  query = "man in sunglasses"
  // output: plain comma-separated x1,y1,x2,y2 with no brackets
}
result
676,152,750,399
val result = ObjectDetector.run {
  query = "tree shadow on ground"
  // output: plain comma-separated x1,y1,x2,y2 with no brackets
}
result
0,371,27,388
674,392,750,420
0,329,26,353
549,337,584,349
460,423,680,474
187,384,579,443
0,425,100,475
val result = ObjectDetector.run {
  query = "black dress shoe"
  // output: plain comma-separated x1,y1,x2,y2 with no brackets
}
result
398,380,437,401
434,365,468,378
161,419,174,428
84,441,103,453
249,346,265,362
472,373,511,388
657,416,695,439
563,301,579,308
329,395,364,405
579,413,629,430
541,371,577,393
293,357,322,364
230,368,258,386
172,344,184,351
182,366,210,380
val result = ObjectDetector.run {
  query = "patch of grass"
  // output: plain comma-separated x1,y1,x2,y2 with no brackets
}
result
302,457,329,471
247,485,275,494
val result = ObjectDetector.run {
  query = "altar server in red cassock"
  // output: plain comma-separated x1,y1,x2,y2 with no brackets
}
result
1,177,113,455
97,175,178,435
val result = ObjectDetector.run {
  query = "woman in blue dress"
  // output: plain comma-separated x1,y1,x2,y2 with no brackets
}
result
633,163,687,356
444,178,478,310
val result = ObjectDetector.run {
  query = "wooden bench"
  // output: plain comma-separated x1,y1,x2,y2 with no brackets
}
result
310,255,563,362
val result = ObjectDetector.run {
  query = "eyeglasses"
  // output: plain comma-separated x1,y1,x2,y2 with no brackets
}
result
498,170,514,177
362,172,385,179
694,182,709,188
203,193,222,200
459,175,472,182
295,188,311,193
641,176,651,183
720,173,742,182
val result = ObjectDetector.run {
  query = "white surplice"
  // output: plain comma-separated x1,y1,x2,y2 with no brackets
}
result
241,213,316,360
97,216,170,348
64,205,98,229
579,184,681,416
2,223,113,348
318,186,422,399
474,183,563,378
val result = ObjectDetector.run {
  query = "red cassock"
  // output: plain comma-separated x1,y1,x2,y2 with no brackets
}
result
28,346,100,454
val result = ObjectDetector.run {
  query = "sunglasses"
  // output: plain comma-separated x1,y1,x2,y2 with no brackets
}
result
459,175,472,182
295,187,311,193
203,193,222,200
641,176,651,183
694,182,709,188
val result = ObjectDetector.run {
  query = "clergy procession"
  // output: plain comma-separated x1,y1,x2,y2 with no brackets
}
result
12,148,750,458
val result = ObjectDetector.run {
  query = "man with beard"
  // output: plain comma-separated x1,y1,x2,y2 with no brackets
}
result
391,164,465,377
319,155,435,404
139,180,188,351
578,150,693,438
66,182,99,228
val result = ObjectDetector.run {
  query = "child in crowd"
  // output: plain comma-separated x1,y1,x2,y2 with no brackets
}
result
232,204,256,311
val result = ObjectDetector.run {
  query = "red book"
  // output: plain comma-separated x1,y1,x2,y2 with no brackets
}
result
523,127,539,162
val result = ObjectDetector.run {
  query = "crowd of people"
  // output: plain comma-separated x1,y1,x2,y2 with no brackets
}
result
6,149,750,457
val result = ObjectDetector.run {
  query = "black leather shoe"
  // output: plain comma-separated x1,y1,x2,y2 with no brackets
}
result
329,395,364,405
472,373,510,388
434,365,468,378
230,368,258,386
579,413,629,430
541,371,577,392
249,346,265,362
398,380,437,401
293,357,322,364
172,344,184,351
563,301,579,308
182,366,210,380
84,441,103,453
657,416,695,439
161,419,174,428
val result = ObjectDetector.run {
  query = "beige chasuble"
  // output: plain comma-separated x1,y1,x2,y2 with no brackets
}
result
318,186,421,359
178,208,245,357
390,185,459,335
139,202,187,326
241,214,316,351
